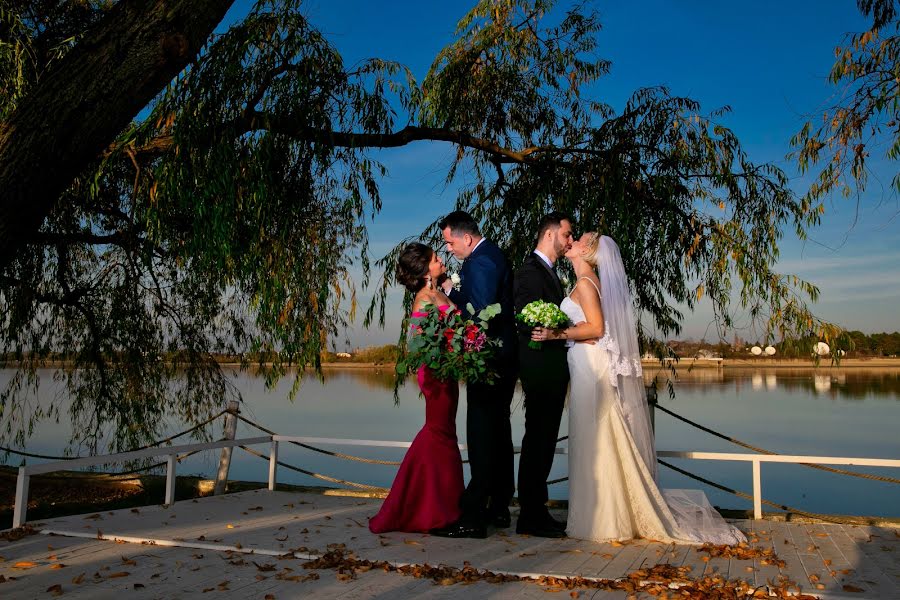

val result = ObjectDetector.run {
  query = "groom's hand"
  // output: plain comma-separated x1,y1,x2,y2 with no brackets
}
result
440,277,453,294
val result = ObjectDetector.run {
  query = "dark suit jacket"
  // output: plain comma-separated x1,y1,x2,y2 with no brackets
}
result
513,252,568,352
447,239,517,361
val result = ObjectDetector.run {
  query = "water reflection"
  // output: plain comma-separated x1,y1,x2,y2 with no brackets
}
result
1,367,898,517
646,368,900,401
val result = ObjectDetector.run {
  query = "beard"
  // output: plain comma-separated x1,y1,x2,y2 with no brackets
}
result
553,236,568,259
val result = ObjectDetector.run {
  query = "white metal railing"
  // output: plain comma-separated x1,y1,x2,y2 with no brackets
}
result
657,451,900,519
12,436,271,528
11,435,898,528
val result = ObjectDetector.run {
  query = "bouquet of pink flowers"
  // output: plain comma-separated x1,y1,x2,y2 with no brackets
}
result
397,302,502,384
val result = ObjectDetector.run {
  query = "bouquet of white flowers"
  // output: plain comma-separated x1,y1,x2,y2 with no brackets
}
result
516,300,569,349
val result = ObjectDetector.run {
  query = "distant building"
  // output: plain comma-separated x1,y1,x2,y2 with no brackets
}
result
336,352,352,359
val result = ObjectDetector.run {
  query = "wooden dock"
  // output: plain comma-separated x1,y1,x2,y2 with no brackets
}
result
1,489,897,599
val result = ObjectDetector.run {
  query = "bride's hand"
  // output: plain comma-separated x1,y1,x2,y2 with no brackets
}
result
531,327,552,342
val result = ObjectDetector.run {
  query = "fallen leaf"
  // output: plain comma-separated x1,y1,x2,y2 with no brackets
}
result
403,539,421,546
13,561,37,569
254,562,277,572
50,564,66,570
84,514,102,520
226,524,235,529
133,583,145,589
107,572,130,579
46,584,63,596
130,508,140,514
121,557,137,566
842,584,865,593
610,541,624,547
265,595,275,600
71,573,85,584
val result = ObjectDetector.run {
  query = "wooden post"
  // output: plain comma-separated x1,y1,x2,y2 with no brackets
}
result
165,454,177,506
268,440,279,491
12,464,29,528
213,401,240,495
752,459,762,520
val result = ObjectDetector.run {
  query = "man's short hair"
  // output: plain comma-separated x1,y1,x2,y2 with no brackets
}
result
536,211,572,242
438,210,481,237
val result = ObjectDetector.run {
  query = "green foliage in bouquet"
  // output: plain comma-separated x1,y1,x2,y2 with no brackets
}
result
516,300,569,349
396,303,502,384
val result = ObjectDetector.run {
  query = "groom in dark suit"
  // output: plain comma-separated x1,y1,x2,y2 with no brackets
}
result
514,212,574,538
432,210,518,539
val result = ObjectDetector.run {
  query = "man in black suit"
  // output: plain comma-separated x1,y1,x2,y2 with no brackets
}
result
513,212,574,538
432,210,517,539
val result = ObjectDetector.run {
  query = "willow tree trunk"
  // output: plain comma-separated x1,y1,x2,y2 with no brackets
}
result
0,0,235,270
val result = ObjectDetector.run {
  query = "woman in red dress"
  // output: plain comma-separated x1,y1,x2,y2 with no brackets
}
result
368,243,464,533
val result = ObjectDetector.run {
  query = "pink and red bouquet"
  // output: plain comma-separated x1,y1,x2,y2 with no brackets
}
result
397,302,502,384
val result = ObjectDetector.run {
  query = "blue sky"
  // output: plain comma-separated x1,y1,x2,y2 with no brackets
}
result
224,1,899,346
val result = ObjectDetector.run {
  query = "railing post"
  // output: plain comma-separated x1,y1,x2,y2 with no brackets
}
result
214,401,240,495
13,465,30,528
268,439,279,491
165,454,177,506
752,458,762,520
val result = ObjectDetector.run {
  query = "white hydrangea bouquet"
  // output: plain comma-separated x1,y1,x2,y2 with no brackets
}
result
516,299,569,349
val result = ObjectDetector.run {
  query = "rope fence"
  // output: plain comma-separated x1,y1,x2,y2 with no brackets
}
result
4,395,895,523
655,403,900,485
0,409,229,463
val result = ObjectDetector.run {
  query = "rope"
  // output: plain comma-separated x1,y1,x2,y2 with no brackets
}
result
236,414,570,467
0,409,229,463
236,415,401,466
658,458,845,524
237,444,388,493
655,404,900,485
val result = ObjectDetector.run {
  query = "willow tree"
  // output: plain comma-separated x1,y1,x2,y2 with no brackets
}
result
791,0,900,205
0,0,832,451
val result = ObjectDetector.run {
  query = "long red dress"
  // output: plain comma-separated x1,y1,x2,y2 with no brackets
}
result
368,364,464,533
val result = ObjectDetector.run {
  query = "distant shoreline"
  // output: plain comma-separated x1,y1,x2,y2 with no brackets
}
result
4,357,900,371
319,357,900,370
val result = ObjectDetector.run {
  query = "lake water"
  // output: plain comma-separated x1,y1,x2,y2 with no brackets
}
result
2,367,898,518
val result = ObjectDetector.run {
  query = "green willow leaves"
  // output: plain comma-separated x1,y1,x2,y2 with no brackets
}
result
1,0,836,450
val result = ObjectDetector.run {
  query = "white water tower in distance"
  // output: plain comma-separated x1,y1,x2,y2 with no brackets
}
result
813,341,830,356
750,346,762,356
764,346,776,356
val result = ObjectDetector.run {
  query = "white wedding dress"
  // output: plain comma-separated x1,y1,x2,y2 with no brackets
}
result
562,275,745,545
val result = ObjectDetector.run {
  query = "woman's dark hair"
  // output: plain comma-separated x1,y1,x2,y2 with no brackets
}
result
396,243,434,293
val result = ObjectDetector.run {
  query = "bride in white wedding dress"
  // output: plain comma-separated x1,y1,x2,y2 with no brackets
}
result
531,233,745,544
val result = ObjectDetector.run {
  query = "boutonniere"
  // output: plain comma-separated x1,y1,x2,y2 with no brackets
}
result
560,275,571,290
449,272,462,291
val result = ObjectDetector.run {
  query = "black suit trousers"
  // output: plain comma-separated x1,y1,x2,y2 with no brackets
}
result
516,343,569,513
460,359,517,522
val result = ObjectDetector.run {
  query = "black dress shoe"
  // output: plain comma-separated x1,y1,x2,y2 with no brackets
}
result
515,519,566,538
430,522,488,539
489,508,511,528
544,514,566,531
